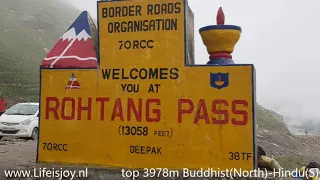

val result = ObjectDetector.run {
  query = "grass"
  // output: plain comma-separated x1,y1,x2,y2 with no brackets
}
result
256,104,289,133
275,156,305,170
0,0,290,133
0,1,290,135
0,1,290,125
0,0,304,173
0,0,81,106
0,0,298,166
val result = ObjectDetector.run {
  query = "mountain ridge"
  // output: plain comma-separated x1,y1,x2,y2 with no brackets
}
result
0,0,81,104
2,0,318,170
0,0,290,135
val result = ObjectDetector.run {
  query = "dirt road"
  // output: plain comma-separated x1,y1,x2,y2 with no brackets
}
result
0,137,127,179
0,138,36,171
0,135,315,180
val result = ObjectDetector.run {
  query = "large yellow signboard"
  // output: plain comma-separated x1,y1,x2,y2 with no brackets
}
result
38,0,256,171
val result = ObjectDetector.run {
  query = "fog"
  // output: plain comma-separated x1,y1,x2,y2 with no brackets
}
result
67,0,320,125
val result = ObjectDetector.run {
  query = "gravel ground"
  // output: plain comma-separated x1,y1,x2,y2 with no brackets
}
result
0,135,318,180
258,131,320,169
0,138,36,171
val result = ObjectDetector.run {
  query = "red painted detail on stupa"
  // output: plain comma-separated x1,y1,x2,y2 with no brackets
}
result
217,7,225,25
210,52,232,59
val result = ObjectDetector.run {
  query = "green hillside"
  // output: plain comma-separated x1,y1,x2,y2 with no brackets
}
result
0,0,290,135
256,104,289,133
0,0,80,105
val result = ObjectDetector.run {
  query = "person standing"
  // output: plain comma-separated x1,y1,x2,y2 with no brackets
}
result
0,96,7,116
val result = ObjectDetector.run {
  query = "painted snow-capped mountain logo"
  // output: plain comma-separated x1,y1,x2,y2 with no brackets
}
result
41,11,98,69
65,74,81,89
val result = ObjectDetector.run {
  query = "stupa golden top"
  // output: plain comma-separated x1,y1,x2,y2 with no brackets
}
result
199,7,242,65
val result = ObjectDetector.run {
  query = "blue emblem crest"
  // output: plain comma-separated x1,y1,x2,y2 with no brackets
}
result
210,72,229,90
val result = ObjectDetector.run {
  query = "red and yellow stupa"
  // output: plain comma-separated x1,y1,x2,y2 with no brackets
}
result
199,7,242,65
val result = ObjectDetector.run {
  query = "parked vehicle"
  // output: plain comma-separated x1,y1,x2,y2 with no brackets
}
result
0,102,39,140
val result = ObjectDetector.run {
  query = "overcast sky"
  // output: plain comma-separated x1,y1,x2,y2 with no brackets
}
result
67,0,320,123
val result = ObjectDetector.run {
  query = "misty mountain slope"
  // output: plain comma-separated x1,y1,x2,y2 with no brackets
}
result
293,119,320,134
0,0,291,136
1,0,317,169
256,106,320,169
0,0,80,104
256,104,289,133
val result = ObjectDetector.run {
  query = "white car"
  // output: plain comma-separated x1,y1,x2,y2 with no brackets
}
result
0,102,39,140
